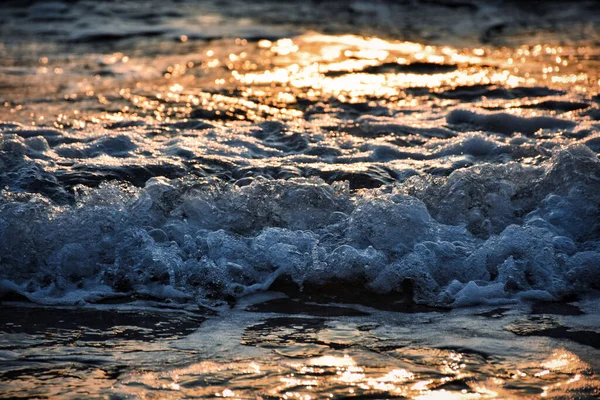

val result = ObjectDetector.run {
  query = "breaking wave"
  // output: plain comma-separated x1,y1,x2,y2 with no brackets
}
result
1,132,599,308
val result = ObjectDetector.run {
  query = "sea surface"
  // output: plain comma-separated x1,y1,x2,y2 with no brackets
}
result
1,0,600,398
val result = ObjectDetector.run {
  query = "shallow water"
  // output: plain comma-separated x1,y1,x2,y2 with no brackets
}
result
1,0,600,397
1,299,600,399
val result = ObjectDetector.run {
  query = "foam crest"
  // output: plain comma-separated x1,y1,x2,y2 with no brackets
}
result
1,144,599,307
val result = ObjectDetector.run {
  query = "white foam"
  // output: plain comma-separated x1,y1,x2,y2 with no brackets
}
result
1,144,599,307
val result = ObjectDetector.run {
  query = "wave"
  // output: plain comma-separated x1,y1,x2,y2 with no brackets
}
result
1,142,599,308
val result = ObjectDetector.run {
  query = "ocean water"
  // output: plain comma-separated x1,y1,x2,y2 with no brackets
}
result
1,0,600,398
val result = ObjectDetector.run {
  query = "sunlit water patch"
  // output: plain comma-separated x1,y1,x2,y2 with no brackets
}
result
1,302,600,398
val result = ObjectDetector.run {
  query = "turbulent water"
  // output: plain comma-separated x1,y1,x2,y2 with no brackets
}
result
1,0,600,398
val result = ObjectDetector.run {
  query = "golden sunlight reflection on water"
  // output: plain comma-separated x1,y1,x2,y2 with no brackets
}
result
109,348,599,399
3,32,597,130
